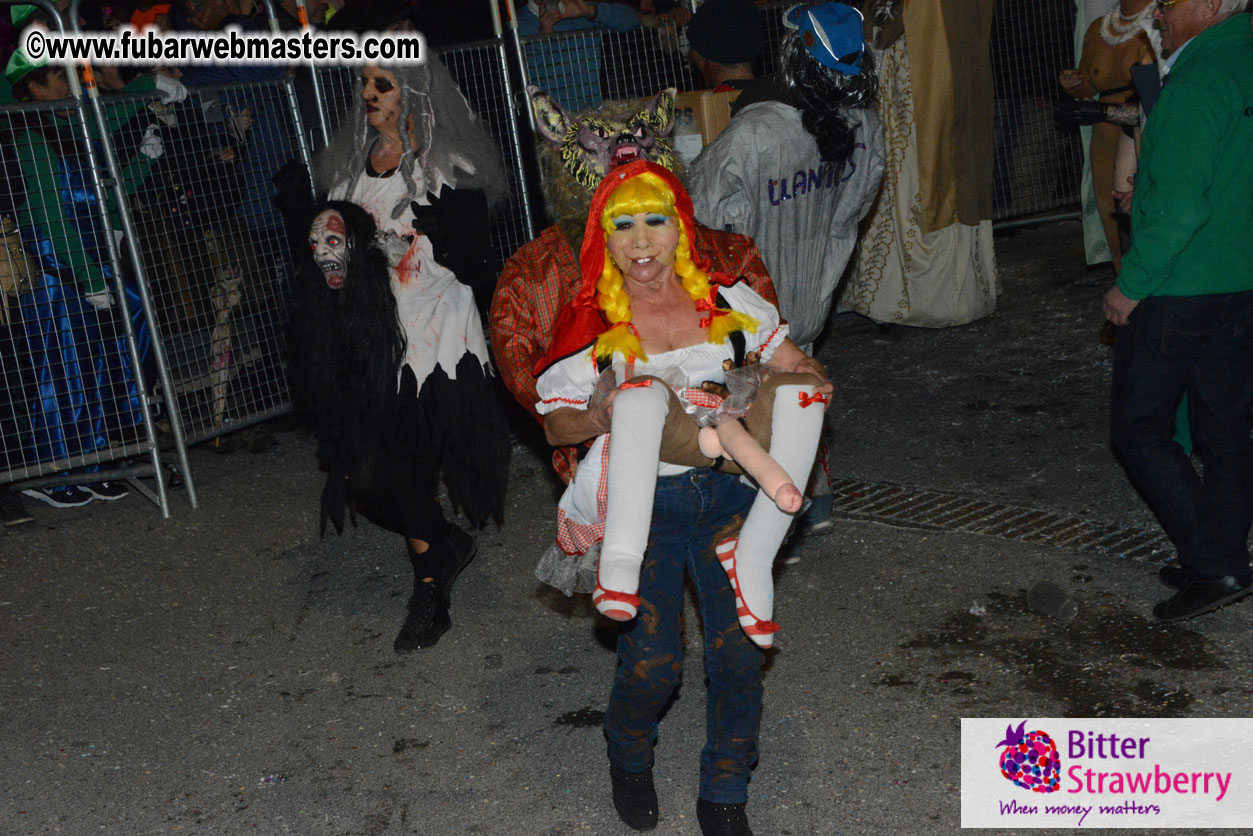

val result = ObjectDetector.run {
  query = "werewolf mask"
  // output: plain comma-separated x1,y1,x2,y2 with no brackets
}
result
528,86,678,242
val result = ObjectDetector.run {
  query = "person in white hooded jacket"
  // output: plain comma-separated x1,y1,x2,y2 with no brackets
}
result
689,2,885,355
688,2,885,536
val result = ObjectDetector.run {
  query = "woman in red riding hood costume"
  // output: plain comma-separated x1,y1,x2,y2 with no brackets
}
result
532,160,831,835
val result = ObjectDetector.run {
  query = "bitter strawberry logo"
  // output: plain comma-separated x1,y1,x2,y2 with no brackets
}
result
996,721,1061,793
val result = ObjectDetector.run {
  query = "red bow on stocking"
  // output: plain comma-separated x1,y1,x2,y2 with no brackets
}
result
798,390,830,408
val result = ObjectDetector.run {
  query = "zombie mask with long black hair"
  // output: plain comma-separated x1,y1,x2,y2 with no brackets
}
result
291,201,404,431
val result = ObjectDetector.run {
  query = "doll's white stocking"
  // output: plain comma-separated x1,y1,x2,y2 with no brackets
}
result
596,381,669,621
718,383,827,647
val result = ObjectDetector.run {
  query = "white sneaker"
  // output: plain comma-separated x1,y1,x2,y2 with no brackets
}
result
22,485,94,508
86,481,130,501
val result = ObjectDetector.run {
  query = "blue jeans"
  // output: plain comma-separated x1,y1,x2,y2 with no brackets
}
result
1110,291,1253,579
603,469,762,804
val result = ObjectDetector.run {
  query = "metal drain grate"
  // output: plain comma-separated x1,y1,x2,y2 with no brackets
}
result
830,477,1173,561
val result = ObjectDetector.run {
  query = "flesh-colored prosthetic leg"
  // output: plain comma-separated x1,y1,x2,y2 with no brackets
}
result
717,376,828,647
595,379,670,621
698,424,802,512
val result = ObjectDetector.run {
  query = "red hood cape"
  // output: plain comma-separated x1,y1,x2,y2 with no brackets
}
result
534,160,738,377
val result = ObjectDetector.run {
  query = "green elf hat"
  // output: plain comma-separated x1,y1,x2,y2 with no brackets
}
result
10,5,38,27
4,42,49,86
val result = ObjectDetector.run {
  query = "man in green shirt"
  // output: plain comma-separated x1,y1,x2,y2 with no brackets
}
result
1104,0,1253,622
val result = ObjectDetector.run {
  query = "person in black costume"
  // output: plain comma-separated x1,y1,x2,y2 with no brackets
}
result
290,200,508,652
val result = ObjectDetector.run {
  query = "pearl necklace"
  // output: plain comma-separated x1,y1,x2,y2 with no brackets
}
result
1099,3,1153,46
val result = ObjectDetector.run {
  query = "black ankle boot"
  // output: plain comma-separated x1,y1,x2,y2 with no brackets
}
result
393,528,477,653
393,565,450,652
609,764,658,831
696,798,753,836
394,539,450,653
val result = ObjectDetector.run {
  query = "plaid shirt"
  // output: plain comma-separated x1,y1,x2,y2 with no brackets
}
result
490,223,779,481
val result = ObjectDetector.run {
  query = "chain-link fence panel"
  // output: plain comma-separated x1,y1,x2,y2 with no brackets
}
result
0,95,165,499
518,28,610,115
438,40,536,266
757,0,792,77
601,21,698,105
989,0,1082,220
110,79,304,446
313,65,356,137
517,21,696,114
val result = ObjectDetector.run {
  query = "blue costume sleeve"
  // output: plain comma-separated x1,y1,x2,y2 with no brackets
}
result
516,7,540,35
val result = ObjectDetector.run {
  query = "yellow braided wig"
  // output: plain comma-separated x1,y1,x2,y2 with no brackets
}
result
593,172,758,363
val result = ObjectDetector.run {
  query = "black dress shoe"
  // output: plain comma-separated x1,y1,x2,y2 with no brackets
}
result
1159,564,1192,591
696,798,754,836
1154,575,1253,622
609,764,658,831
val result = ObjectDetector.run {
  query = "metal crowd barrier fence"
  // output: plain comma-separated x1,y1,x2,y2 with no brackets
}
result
757,0,794,77
439,39,537,262
0,17,177,514
102,78,312,450
988,0,1083,222
515,19,696,117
